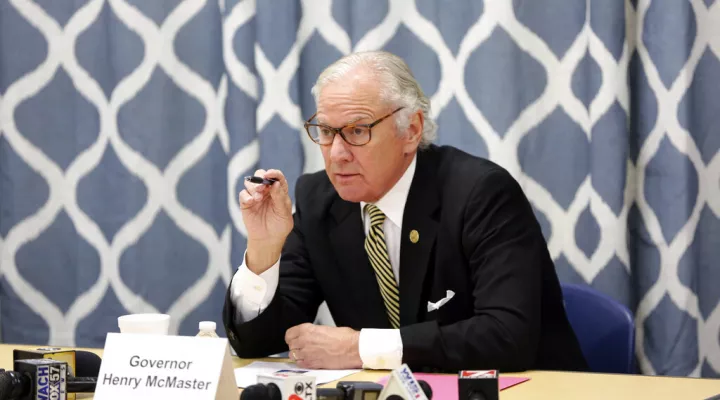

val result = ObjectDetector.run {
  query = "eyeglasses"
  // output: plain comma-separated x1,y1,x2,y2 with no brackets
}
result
303,107,405,146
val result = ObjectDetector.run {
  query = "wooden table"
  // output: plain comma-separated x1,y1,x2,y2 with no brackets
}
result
3,344,719,399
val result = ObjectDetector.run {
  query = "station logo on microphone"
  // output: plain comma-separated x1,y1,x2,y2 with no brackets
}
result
398,364,424,399
35,361,67,400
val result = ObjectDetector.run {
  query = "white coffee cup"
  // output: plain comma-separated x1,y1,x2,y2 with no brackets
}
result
118,313,170,335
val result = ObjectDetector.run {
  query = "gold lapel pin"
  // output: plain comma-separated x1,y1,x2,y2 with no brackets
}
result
409,230,420,243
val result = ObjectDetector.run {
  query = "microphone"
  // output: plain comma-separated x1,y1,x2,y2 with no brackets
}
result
13,346,75,400
0,358,68,400
13,348,102,377
242,380,386,400
255,371,316,400
240,382,281,400
417,380,433,399
11,348,103,396
458,370,499,400
0,370,32,400
378,364,432,400
73,351,102,378
241,384,347,400
243,369,430,400
64,351,101,393
66,377,97,393
328,381,383,399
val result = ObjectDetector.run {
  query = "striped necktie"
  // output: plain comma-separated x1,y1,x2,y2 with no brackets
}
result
364,204,400,328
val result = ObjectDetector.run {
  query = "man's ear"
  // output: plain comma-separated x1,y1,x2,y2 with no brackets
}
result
403,110,424,153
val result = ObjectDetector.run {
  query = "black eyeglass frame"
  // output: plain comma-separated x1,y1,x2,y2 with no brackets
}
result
303,107,405,146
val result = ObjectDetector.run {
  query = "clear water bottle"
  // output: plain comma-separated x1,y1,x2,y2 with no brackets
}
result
196,321,220,338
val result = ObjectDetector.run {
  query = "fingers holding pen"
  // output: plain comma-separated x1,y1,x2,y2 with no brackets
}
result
240,168,290,211
262,169,288,194
263,169,292,212
243,169,269,200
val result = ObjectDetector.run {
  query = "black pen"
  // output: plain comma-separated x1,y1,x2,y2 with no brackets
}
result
245,176,278,185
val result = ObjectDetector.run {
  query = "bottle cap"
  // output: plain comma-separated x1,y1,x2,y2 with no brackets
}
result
199,321,216,331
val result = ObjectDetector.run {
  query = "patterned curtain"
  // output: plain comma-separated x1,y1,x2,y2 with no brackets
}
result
0,0,718,377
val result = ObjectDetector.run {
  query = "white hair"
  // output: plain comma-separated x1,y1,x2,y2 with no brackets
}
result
310,51,437,148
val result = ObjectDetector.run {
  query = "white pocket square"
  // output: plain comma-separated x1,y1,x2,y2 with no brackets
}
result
427,290,455,312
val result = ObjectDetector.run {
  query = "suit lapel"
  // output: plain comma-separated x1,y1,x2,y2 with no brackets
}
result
329,197,391,328
399,149,440,326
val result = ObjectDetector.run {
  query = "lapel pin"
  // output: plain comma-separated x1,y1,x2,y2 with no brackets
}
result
409,230,419,243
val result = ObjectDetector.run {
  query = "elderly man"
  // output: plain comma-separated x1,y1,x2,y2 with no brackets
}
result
223,51,587,373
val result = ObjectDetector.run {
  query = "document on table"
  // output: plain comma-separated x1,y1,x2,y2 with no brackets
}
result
234,361,361,388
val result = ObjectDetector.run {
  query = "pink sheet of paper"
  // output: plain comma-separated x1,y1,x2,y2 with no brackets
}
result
377,373,529,399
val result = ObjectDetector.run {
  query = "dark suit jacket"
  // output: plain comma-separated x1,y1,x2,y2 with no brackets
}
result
223,144,588,372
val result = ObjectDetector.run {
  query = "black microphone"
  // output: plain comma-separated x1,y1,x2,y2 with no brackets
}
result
67,377,97,393
239,382,281,400
379,380,433,400
332,381,384,399
458,370,498,400
418,380,433,399
45,350,99,394
73,351,102,378
0,370,31,400
316,381,385,399
63,350,102,393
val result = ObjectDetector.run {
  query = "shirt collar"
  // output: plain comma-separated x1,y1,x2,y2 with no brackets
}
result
360,153,417,229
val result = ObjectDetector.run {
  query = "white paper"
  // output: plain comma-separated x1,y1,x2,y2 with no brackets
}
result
427,290,455,311
234,361,360,388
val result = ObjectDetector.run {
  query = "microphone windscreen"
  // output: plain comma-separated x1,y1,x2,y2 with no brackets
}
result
240,383,269,400
418,380,433,399
266,382,282,400
386,395,405,400
0,373,13,400
75,351,102,377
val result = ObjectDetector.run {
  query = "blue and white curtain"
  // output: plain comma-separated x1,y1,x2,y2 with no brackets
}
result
0,0,718,377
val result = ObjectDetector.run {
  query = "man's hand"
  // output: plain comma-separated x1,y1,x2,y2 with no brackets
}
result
285,323,362,369
239,169,294,274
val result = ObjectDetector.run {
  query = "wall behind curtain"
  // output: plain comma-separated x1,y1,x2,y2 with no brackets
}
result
0,0,718,377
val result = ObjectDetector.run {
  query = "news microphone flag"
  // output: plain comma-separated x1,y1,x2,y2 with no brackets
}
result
458,370,499,400
257,370,317,400
378,364,428,400
13,348,77,400
13,358,68,400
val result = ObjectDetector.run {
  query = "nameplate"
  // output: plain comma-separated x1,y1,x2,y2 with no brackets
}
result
95,333,235,400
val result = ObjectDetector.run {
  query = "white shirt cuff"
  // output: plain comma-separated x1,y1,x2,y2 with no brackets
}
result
358,328,403,370
230,250,280,320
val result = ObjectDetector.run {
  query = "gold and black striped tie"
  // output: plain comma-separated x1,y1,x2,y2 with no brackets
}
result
364,204,400,328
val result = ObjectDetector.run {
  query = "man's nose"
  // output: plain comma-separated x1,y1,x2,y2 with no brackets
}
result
329,132,352,162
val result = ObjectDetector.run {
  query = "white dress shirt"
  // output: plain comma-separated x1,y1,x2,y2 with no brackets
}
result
230,155,417,370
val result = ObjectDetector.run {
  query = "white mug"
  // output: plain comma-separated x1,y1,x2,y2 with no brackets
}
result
118,313,170,335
